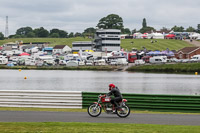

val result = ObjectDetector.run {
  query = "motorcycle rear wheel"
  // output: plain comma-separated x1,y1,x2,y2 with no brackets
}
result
88,103,102,117
116,104,130,118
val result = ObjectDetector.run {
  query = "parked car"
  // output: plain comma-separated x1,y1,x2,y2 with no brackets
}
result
141,56,151,63
170,58,179,62
149,56,167,64
86,60,93,66
135,59,145,65
96,59,106,66
181,59,191,63
110,60,117,65
66,61,78,67
78,61,85,66
191,55,200,62
116,58,128,65
59,60,67,66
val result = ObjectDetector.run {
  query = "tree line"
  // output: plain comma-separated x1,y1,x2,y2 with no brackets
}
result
0,14,200,40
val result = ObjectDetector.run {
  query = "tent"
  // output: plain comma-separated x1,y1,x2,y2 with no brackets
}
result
19,52,30,56
150,33,164,39
84,50,94,52
165,34,175,38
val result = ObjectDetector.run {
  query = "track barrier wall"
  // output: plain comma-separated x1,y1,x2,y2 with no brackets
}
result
82,92,200,113
0,90,82,108
0,90,200,112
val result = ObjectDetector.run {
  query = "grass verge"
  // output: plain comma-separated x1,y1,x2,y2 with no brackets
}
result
127,62,200,73
0,65,119,71
0,122,199,133
0,107,199,115
0,38,193,51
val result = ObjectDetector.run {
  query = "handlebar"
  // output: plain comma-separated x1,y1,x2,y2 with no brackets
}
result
99,94,109,98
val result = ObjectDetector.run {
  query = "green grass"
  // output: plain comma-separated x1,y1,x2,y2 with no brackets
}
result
0,65,119,71
0,122,199,133
121,39,192,51
0,38,193,51
0,107,199,115
0,37,91,47
127,62,200,73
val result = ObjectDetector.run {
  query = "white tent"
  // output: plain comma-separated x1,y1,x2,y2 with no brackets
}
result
133,33,142,39
149,33,164,39
196,35,200,40
189,33,200,39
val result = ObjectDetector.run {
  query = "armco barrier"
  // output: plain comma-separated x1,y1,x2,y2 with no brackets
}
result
0,90,82,108
82,92,200,113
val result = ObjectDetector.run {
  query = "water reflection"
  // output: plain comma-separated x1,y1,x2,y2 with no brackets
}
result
0,70,200,95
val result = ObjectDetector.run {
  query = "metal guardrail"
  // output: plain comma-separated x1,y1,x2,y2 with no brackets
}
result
0,90,82,108
82,92,200,113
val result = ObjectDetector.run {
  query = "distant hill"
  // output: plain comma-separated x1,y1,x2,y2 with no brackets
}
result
0,37,194,51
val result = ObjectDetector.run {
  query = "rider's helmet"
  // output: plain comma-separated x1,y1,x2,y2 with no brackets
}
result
109,83,115,91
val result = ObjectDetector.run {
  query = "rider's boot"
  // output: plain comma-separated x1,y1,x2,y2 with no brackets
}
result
114,101,122,111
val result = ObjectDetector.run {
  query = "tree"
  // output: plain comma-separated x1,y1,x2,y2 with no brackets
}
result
160,27,169,33
74,32,82,37
59,30,68,38
50,29,60,35
132,29,137,34
96,14,124,30
27,32,35,38
121,28,131,34
50,33,59,38
142,18,147,28
186,26,195,32
68,32,74,38
0,32,4,40
197,24,200,33
16,27,33,37
82,27,96,38
139,26,155,33
33,27,49,37
49,29,68,38
139,18,155,33
171,25,184,32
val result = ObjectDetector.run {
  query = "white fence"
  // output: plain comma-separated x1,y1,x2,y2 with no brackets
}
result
0,90,82,108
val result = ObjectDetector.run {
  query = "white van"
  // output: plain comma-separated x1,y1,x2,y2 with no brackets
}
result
135,59,145,65
191,55,200,62
149,56,167,64
96,59,106,66
116,58,128,65
0,56,8,65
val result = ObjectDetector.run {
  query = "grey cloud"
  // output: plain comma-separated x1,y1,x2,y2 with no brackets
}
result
0,0,200,35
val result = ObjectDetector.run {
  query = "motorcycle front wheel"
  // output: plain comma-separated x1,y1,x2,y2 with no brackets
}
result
116,104,130,118
87,103,102,117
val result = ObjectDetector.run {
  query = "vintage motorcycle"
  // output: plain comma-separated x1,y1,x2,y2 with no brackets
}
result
87,94,130,118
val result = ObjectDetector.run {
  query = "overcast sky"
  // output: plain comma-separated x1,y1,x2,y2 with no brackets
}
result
0,0,200,35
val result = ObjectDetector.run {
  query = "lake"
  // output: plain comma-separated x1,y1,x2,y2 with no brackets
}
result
0,70,200,95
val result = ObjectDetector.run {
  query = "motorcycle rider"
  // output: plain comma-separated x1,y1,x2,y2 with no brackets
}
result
107,84,123,110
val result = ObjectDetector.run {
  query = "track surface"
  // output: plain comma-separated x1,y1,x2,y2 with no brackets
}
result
0,111,200,125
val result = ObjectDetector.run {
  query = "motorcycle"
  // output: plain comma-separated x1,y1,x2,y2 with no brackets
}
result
87,94,130,118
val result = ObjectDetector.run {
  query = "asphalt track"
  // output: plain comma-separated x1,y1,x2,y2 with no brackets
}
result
0,111,200,125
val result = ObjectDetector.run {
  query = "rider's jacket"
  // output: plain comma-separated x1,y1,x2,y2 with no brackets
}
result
107,87,122,98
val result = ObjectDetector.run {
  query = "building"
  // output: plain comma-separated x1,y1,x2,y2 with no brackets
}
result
72,41,95,53
2,42,18,51
42,47,53,55
175,47,200,59
53,45,71,54
94,29,121,52
72,29,121,53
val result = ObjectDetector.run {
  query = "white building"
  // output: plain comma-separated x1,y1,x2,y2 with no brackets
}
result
53,45,71,54
72,41,94,53
94,29,121,52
